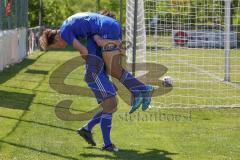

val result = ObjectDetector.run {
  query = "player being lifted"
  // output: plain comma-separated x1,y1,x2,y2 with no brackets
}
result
40,11,154,152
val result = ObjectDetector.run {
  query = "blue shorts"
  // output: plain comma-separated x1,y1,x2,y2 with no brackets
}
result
100,21,122,40
85,38,117,104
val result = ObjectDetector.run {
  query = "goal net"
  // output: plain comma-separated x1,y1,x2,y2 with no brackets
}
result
126,0,240,108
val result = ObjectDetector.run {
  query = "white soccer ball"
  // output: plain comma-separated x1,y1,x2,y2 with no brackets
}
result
163,76,173,87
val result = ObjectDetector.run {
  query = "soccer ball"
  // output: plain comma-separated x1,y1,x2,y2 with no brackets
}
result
162,76,173,87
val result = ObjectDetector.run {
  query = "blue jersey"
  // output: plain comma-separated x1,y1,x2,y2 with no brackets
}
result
60,12,122,45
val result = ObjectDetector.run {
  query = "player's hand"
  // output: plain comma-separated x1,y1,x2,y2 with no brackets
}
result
81,53,88,60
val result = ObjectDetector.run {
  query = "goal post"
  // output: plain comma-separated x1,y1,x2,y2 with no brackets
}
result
224,0,231,82
126,0,240,108
126,0,147,78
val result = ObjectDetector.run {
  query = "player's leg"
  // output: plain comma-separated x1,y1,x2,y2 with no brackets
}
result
78,39,105,146
97,21,154,113
79,40,118,150
103,50,154,113
99,96,119,152
78,64,118,150
82,108,102,132
103,52,146,91
84,69,119,151
78,106,102,146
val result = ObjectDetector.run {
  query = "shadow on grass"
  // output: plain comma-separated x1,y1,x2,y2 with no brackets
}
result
0,114,76,132
0,59,36,84
0,53,47,84
0,140,79,160
0,139,177,160
47,45,76,52
1,111,28,140
0,90,35,139
147,46,171,51
25,69,49,75
81,148,177,160
0,90,35,110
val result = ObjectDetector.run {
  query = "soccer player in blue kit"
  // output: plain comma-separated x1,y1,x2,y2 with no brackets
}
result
40,11,154,152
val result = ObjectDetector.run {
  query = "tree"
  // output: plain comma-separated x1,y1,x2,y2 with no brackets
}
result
232,0,240,25
28,0,40,27
28,0,126,27
29,0,97,27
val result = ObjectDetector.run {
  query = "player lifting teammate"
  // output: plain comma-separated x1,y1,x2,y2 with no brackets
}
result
40,11,154,152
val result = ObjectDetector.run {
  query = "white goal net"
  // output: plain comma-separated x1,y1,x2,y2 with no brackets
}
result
126,0,240,108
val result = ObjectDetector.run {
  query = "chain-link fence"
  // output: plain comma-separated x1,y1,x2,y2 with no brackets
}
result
0,0,28,30
0,0,28,71
27,26,45,54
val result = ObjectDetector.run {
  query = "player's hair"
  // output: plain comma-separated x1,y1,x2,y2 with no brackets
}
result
39,29,57,51
99,10,116,19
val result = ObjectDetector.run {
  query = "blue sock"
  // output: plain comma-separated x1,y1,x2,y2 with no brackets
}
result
83,110,102,132
120,69,148,95
100,112,112,147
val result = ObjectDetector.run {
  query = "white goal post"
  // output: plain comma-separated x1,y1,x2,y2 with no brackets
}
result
126,0,240,108
126,0,147,77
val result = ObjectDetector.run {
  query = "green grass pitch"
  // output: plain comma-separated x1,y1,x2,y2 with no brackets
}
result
0,50,240,160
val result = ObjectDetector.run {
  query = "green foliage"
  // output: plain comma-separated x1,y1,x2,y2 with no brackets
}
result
28,0,239,27
145,0,240,26
100,0,126,24
232,0,240,25
43,0,96,26
28,0,125,27
28,0,39,27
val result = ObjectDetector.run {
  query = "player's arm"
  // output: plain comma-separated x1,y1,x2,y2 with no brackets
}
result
72,39,88,60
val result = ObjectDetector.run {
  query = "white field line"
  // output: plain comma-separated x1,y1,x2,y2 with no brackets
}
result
175,59,240,89
152,103,240,109
152,59,240,109
152,106,240,109
142,59,240,108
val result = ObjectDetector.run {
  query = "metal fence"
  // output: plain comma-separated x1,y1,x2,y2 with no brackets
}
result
27,26,45,54
0,0,28,71
0,0,28,30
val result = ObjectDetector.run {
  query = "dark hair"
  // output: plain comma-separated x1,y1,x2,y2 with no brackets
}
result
99,10,116,19
47,31,57,45
39,29,58,51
